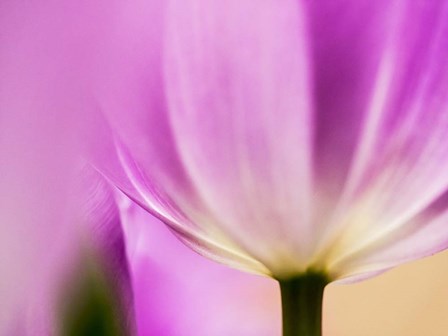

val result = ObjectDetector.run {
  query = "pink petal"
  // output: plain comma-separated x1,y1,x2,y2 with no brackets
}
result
311,3,448,278
98,0,315,277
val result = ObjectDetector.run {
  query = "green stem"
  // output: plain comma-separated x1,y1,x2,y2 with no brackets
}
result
279,272,329,336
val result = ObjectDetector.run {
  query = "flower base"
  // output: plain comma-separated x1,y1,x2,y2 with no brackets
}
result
278,272,329,336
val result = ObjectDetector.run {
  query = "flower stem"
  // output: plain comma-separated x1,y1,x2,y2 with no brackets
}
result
279,272,329,336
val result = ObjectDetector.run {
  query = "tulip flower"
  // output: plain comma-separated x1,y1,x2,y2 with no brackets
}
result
93,0,448,334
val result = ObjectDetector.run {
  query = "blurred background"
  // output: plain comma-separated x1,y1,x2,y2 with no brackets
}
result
327,249,448,335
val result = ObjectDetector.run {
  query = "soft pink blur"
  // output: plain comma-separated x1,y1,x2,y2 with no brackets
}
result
0,0,113,333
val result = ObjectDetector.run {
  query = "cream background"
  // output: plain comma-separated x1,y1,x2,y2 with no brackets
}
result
325,250,448,336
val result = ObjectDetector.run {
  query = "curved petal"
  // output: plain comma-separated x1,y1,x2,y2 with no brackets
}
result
113,140,269,275
162,0,314,276
335,192,448,280
311,2,448,278
97,0,316,277
305,0,395,199
90,0,270,275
